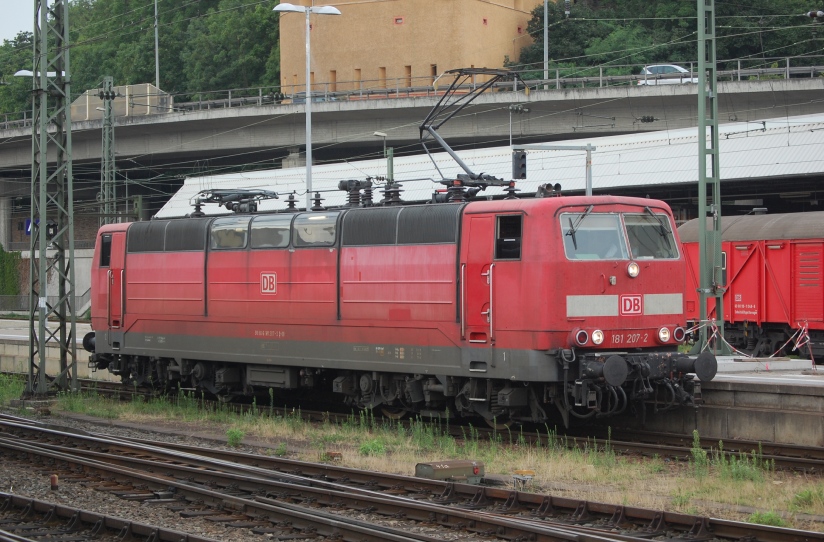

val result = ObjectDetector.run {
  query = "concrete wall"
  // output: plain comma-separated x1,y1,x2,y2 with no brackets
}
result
0,339,118,382
624,379,824,447
278,0,543,94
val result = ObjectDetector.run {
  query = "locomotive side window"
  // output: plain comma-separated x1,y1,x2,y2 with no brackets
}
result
293,212,340,247
495,215,522,259
624,214,679,259
210,216,251,250
100,234,112,267
561,213,628,260
251,214,293,248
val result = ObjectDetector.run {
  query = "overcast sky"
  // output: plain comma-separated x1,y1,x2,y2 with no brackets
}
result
1,2,33,43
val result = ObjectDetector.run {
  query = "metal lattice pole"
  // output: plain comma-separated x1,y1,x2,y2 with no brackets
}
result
100,76,116,226
27,0,78,396
697,0,728,354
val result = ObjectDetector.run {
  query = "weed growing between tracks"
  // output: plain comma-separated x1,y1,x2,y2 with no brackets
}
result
0,376,821,532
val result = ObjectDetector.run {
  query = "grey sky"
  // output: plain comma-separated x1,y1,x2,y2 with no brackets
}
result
1,1,32,43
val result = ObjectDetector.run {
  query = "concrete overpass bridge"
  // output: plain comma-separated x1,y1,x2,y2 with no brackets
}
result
0,77,822,238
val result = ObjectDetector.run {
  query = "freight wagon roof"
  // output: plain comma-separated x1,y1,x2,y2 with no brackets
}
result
157,112,824,218
678,211,824,242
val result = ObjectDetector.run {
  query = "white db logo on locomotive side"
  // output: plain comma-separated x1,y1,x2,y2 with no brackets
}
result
260,272,277,295
620,294,642,315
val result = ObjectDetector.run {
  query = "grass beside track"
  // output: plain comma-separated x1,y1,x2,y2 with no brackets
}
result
2,375,823,532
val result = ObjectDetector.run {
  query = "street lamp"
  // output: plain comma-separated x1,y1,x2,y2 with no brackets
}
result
373,131,393,182
508,104,529,147
274,2,341,211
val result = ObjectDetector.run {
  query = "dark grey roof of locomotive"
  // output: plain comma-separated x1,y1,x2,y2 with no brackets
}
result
678,211,824,243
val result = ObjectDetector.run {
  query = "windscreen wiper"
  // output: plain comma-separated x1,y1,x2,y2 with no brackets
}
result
566,205,594,250
645,206,670,237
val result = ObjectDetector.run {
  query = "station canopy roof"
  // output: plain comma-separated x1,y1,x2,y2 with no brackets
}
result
157,112,824,218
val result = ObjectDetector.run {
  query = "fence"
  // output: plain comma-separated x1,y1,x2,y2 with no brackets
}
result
0,288,90,315
2,56,823,130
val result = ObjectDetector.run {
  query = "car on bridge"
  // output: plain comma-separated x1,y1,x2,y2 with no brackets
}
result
638,64,698,85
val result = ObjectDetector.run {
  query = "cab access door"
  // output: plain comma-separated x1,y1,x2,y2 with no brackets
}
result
464,215,496,344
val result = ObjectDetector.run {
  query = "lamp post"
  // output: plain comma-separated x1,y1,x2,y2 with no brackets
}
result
274,2,341,211
373,131,393,182
508,104,529,147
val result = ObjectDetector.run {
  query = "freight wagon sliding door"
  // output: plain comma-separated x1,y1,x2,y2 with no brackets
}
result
793,242,824,323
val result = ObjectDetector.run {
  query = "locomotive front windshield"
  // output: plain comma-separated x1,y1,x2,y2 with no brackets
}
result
561,211,678,260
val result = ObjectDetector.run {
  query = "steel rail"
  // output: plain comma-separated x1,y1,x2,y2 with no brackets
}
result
0,492,221,542
0,425,629,542
1,419,821,542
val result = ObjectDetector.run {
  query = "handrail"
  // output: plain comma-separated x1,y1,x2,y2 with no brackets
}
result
2,56,824,130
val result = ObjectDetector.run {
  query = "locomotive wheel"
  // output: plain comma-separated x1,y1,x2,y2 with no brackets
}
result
485,416,513,430
380,406,409,420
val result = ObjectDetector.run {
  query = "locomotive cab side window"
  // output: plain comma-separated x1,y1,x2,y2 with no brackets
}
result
624,214,679,259
100,234,112,267
210,216,251,250
495,215,522,260
561,213,628,260
293,212,340,247
251,214,293,248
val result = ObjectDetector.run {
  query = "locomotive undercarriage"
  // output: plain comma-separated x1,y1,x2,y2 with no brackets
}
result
89,346,716,427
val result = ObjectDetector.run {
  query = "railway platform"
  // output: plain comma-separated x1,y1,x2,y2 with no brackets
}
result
0,320,820,446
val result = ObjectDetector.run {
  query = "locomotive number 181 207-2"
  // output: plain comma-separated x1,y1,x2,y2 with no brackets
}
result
610,333,649,346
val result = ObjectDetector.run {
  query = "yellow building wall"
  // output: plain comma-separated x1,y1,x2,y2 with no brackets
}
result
278,0,543,94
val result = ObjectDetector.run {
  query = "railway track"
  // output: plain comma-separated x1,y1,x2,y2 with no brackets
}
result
0,492,221,542
25,377,824,472
0,415,820,542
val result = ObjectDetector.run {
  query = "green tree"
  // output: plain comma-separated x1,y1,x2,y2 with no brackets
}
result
0,32,35,118
181,0,279,97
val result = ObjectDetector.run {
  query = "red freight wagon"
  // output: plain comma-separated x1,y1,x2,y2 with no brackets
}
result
86,193,716,427
680,212,824,359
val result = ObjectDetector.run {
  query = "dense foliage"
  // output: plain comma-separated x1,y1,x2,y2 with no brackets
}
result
516,0,819,76
0,246,20,296
0,0,279,114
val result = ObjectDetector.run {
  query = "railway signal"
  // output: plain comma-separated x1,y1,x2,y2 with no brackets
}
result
512,150,527,179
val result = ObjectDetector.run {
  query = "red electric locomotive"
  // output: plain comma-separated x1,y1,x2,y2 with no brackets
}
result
84,190,716,427
680,211,824,360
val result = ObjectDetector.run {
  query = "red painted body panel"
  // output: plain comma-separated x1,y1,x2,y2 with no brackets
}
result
684,239,824,331
91,197,686,353
127,252,205,317
340,245,456,322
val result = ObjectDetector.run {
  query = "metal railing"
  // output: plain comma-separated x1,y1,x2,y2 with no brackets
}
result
0,288,90,315
7,239,95,252
1,56,823,130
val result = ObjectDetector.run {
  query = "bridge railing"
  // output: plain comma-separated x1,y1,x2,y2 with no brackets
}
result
2,55,823,129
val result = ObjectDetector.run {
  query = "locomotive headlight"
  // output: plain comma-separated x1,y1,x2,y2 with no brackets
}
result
627,261,640,278
575,329,589,345
658,327,671,343
591,329,605,345
673,326,687,343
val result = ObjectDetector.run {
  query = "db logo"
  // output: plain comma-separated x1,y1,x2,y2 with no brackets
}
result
260,272,277,295
620,294,642,315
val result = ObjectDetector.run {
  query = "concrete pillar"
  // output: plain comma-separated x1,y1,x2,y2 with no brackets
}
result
282,146,306,169
0,197,10,251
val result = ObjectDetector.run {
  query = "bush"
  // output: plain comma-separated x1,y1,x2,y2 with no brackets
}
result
226,427,244,447
358,438,386,456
